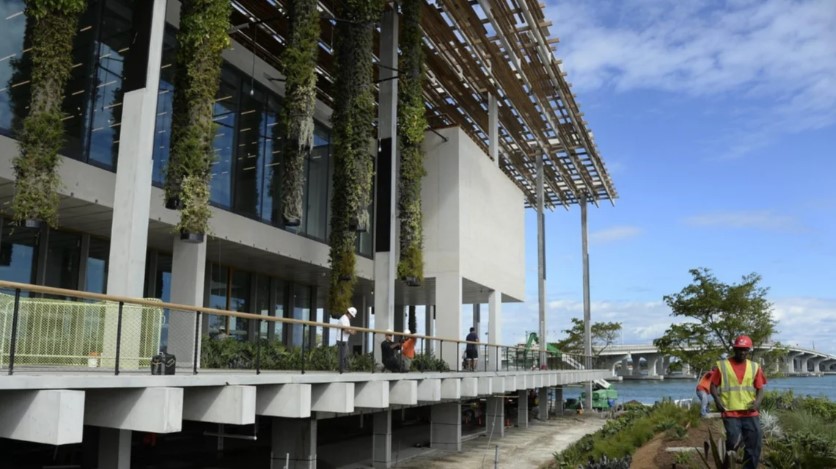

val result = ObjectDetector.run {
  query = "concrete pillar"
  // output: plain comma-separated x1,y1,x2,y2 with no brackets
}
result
101,0,167,373
372,6,399,364
554,386,564,415
647,356,658,377
536,155,546,368
621,358,630,377
516,389,528,428
168,237,207,369
489,93,499,165
581,194,592,412
538,387,548,420
472,303,480,339
435,271,462,369
271,417,316,469
373,410,392,468
486,396,505,438
99,429,131,469
633,355,643,376
488,290,502,371
430,403,461,451
800,356,809,373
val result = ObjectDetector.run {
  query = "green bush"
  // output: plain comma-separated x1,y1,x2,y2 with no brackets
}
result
410,353,450,372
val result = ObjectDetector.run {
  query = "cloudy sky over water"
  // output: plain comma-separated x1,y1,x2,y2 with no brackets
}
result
497,0,836,355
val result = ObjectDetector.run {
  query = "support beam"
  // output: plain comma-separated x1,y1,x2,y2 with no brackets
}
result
461,377,478,397
417,379,442,402
311,383,354,413
536,154,546,368
491,377,506,394
271,417,316,469
489,93,499,165
389,380,418,406
0,390,84,445
478,377,493,396
168,237,207,369
441,378,461,400
373,410,392,468
183,385,256,425
430,403,461,451
85,388,183,433
257,384,312,418
99,429,131,469
435,271,463,368
538,387,548,420
355,381,390,409
581,194,592,411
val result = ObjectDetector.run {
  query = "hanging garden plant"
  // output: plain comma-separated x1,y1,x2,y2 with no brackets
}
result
164,0,230,238
280,0,320,227
327,0,384,317
396,0,427,286
11,0,86,228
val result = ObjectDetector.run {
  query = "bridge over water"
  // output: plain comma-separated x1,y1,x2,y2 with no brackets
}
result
592,344,836,379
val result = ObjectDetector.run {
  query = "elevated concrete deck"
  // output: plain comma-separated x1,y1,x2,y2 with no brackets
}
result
0,368,609,446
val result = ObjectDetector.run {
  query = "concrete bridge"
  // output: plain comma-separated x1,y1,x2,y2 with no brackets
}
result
591,343,836,379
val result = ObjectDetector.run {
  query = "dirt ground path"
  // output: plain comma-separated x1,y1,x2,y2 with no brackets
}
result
392,415,608,469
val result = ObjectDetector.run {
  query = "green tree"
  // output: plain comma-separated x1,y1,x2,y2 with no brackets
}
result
554,317,622,356
654,268,779,374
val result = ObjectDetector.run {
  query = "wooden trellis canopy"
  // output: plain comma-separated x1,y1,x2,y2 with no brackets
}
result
229,0,617,208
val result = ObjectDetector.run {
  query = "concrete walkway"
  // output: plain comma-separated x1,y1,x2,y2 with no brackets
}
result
329,414,607,469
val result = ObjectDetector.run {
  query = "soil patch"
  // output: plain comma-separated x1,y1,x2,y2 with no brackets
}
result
631,417,722,468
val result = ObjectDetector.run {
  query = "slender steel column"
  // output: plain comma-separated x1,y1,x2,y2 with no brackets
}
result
537,154,546,369
581,194,592,411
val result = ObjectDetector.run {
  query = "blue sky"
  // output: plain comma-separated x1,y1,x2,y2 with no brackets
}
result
498,0,836,355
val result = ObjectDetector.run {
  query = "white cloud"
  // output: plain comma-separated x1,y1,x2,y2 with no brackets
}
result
505,296,836,356
545,0,836,154
683,210,805,232
589,225,642,244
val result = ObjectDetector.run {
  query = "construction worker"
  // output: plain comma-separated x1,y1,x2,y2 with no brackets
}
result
695,369,715,417
710,335,767,469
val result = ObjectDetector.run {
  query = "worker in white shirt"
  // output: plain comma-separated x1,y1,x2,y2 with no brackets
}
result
338,307,357,372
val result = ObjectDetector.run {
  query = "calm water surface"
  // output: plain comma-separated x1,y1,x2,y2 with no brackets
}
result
565,375,836,405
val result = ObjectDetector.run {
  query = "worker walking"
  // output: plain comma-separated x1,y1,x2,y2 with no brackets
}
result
710,335,767,469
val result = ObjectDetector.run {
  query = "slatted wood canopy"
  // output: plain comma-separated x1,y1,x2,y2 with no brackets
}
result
228,0,617,208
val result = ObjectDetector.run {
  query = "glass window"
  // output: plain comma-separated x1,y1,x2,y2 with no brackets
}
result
84,237,109,294
256,274,270,340
272,278,285,343
0,220,39,286
303,126,330,240
228,269,251,341
151,27,176,186
61,2,99,162
151,252,172,349
209,68,239,209
44,230,82,291
289,285,311,348
207,264,228,336
260,95,282,225
233,85,266,218
0,0,29,136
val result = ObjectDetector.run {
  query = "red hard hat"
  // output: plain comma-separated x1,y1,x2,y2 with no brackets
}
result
733,335,753,349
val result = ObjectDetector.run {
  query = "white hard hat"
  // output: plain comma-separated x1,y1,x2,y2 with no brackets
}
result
404,329,411,334
347,307,357,317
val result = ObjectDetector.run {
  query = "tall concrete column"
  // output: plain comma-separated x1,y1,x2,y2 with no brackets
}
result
489,93,499,166
99,2,166,466
517,389,528,428
430,403,461,451
472,303,480,338
536,154,546,368
435,271,462,369
271,417,317,469
99,428,131,469
488,289,502,371
373,410,392,468
486,396,505,438
647,356,659,377
581,195,592,411
632,356,643,377
800,355,809,373
168,238,207,368
372,7,399,363
538,387,548,420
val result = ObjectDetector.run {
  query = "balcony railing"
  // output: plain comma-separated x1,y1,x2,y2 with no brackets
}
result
0,280,592,376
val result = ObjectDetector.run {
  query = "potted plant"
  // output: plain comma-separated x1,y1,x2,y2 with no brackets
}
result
11,0,86,228
396,0,427,286
164,0,230,242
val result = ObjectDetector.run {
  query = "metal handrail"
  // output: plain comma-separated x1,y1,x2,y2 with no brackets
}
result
0,280,594,375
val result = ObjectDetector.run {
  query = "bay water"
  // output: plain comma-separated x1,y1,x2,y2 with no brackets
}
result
565,375,836,405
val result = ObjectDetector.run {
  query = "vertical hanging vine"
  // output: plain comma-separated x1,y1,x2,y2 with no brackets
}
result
327,0,384,316
280,0,320,227
396,0,427,285
165,0,230,237
11,0,86,227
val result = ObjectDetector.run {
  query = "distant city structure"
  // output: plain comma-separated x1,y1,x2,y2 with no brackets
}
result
0,1,617,467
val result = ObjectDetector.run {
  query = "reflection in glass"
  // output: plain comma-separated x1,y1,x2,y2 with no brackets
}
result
44,231,82,292
208,264,228,336
0,221,38,285
228,269,251,341
85,237,109,293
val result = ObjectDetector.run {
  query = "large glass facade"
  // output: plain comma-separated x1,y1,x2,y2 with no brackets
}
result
0,220,38,286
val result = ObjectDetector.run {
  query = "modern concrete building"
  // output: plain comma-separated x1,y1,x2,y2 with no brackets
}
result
0,0,616,467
